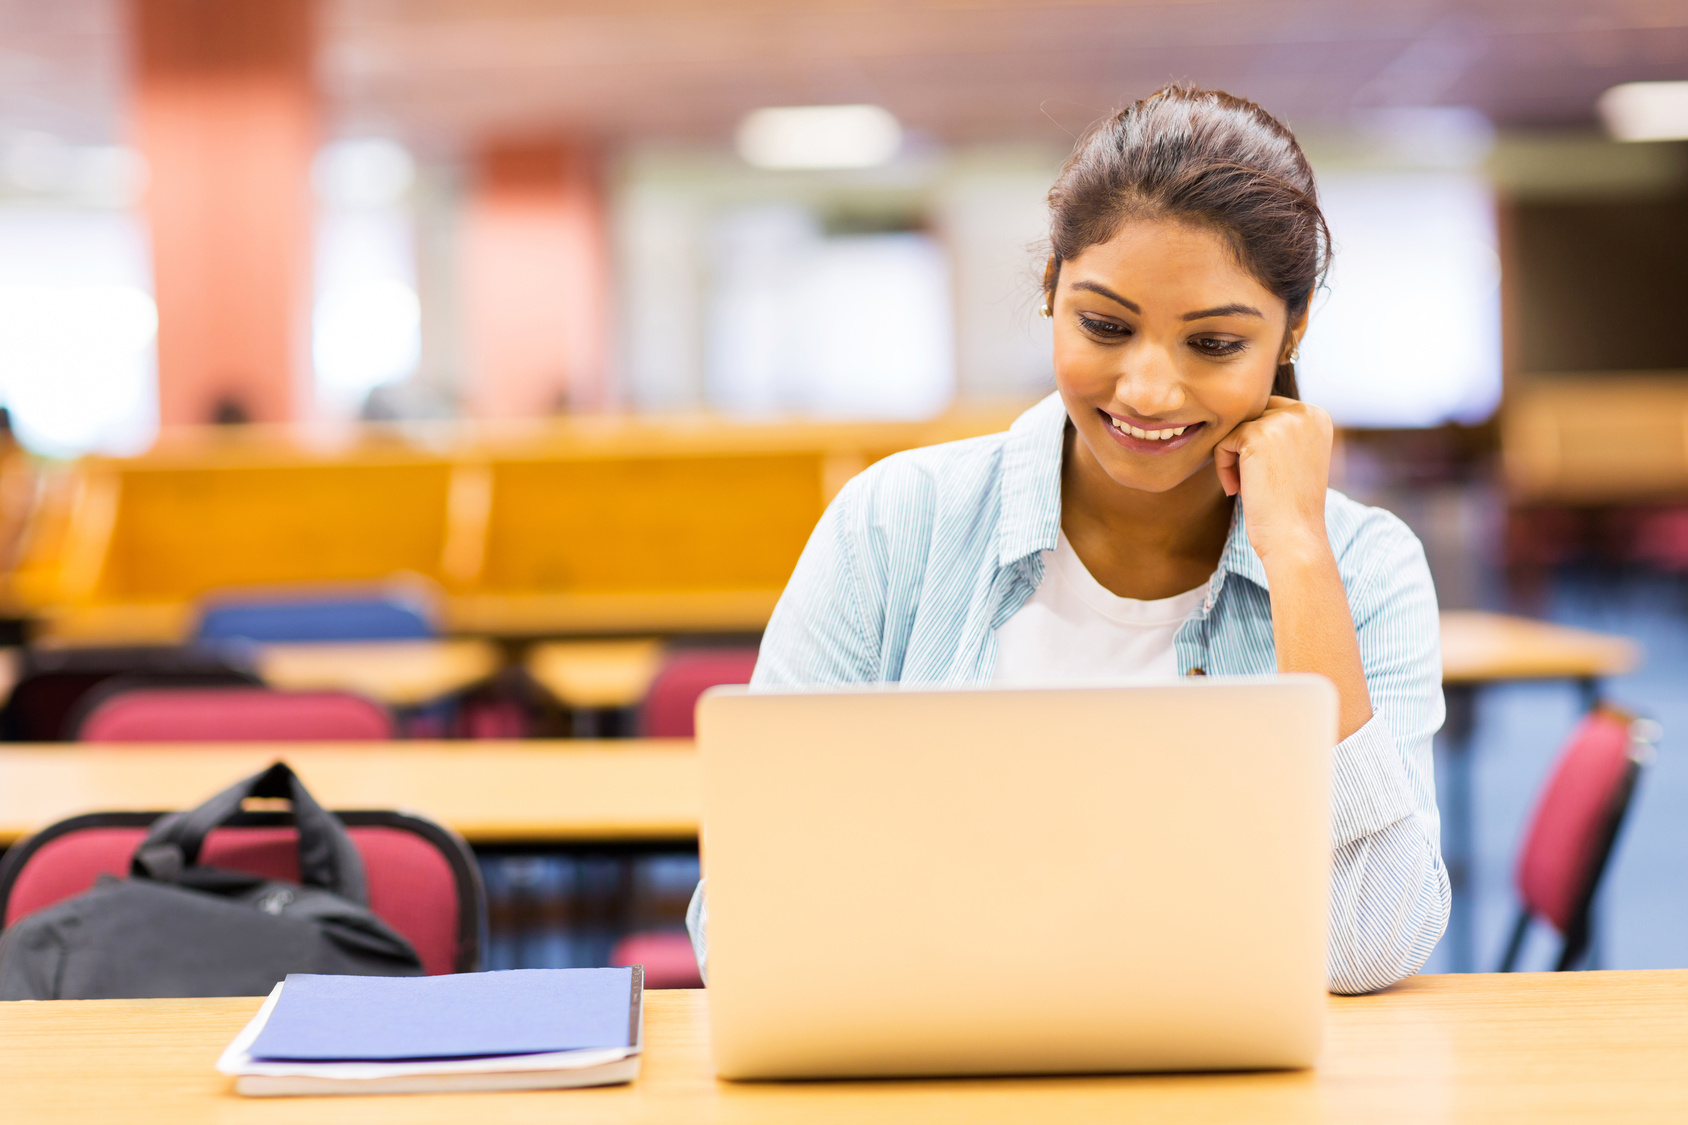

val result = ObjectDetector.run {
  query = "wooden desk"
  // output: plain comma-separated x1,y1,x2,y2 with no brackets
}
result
526,639,666,711
1502,373,1688,503
15,410,1028,646
0,741,699,847
33,591,784,645
4,971,1687,1121
1440,610,1641,684
448,590,782,639
256,639,504,707
1436,610,1642,975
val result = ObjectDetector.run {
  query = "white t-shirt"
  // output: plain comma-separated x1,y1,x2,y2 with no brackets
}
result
992,532,1209,685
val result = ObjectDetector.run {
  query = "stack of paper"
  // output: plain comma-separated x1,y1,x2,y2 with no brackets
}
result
217,967,643,1097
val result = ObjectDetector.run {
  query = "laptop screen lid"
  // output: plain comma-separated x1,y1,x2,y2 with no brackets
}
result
697,676,1336,1080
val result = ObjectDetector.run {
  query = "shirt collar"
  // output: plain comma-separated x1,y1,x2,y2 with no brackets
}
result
995,392,1067,568
995,390,1271,594
1217,502,1269,591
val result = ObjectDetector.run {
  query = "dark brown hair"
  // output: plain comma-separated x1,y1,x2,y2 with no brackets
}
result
1044,84,1331,398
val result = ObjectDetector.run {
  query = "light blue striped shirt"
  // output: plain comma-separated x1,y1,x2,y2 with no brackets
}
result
690,391,1449,994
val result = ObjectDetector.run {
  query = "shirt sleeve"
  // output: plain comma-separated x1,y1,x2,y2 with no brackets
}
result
690,478,887,982
751,477,881,688
685,877,710,985
1325,515,1451,994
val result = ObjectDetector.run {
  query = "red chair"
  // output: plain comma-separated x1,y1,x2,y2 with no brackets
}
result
74,686,395,742
621,648,752,985
639,648,760,738
609,928,703,989
1498,705,1659,972
0,809,484,976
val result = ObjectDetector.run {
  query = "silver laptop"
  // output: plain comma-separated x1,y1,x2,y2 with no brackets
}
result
696,676,1336,1080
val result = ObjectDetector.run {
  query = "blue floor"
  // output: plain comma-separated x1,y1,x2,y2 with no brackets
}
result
1422,569,1688,974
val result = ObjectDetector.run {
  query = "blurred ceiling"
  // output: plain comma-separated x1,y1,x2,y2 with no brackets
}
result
5,0,1688,151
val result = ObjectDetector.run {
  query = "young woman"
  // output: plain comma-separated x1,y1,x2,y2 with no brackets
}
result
691,85,1448,995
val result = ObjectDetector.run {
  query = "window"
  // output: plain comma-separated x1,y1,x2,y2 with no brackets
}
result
0,207,157,456
707,205,954,419
1298,172,1501,428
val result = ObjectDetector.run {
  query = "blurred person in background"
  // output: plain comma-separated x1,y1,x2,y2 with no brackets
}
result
691,85,1448,995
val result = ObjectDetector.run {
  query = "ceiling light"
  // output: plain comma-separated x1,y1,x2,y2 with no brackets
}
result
1597,81,1688,142
735,105,902,170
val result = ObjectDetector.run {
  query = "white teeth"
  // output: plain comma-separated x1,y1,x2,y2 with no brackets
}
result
1113,420,1186,440
1111,417,1193,441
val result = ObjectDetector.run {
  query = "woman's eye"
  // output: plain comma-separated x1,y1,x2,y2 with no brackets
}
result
1077,315,1129,338
1191,336,1245,357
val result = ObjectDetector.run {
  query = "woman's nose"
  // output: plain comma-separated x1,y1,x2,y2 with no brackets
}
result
1114,346,1187,416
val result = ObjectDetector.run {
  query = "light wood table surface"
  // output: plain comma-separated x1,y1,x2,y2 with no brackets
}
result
526,639,666,710
256,638,504,708
0,741,698,846
447,590,782,639
3,971,1687,1122
29,591,786,646
1439,609,1641,684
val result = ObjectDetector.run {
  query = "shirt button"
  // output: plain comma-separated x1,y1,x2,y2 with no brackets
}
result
1186,667,1206,676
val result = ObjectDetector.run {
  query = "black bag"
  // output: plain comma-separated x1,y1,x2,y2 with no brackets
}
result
0,762,424,999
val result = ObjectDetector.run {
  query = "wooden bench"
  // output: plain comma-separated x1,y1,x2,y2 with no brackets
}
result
12,409,1026,642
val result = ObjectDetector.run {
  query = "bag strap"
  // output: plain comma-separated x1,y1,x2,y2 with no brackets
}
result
132,761,369,905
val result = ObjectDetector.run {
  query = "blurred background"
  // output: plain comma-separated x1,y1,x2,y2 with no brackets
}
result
0,0,1686,981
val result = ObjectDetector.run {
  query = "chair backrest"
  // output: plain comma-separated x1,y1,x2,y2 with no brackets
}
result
76,686,395,743
639,648,760,738
0,645,262,741
196,594,435,644
609,928,703,989
0,810,484,975
1515,707,1653,933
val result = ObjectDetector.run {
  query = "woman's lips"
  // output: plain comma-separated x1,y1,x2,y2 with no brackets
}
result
1098,409,1206,454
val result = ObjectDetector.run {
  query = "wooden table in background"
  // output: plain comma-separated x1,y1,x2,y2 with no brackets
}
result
0,640,503,710
1440,610,1640,687
0,741,699,847
1436,610,1642,974
4,971,1688,1122
0,615,1644,974
256,638,504,708
526,638,666,709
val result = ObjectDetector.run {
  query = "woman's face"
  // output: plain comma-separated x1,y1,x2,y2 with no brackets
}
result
1051,217,1303,495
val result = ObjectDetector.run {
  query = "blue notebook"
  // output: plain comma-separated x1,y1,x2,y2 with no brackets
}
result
247,968,640,1062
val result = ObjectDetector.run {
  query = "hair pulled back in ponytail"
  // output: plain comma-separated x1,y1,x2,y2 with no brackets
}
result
1044,85,1331,399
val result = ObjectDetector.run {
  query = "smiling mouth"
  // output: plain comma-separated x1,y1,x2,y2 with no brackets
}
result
1100,410,1206,445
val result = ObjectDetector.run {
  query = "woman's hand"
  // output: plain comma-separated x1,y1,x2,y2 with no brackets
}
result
1212,395,1334,566
1216,396,1372,740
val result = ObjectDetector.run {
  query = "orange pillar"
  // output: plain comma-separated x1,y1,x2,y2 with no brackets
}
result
462,141,611,417
130,0,317,425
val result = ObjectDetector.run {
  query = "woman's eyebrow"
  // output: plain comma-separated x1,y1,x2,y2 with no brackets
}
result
1182,303,1264,321
1069,280,1140,312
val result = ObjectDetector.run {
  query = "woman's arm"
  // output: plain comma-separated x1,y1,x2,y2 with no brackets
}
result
1214,396,1371,737
752,477,882,688
1321,520,1449,992
1264,547,1373,738
689,473,885,981
1216,399,1449,992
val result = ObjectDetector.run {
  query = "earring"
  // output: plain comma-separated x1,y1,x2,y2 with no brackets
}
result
1038,298,1053,319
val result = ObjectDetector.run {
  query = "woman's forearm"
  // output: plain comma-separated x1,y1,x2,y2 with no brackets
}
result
1263,543,1373,740
1327,819,1449,992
